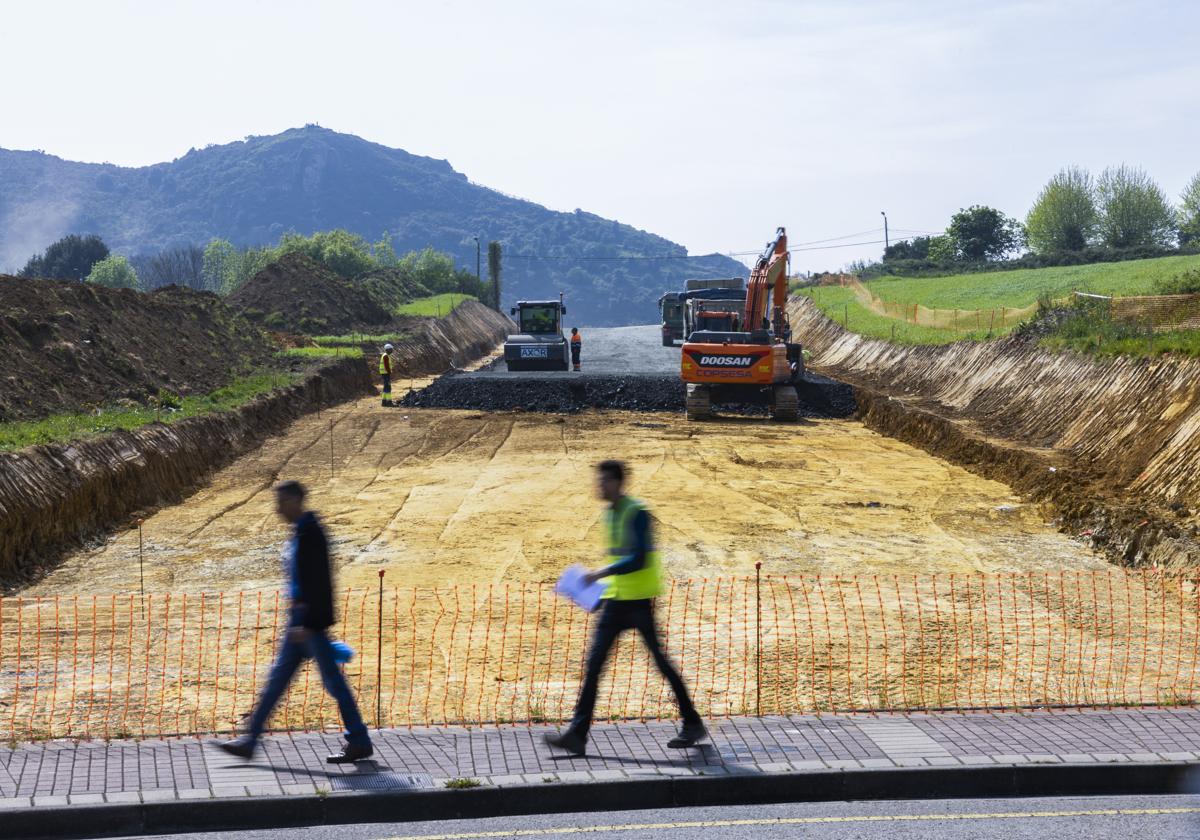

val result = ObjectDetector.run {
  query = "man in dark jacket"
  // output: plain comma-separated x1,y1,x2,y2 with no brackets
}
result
214,481,372,763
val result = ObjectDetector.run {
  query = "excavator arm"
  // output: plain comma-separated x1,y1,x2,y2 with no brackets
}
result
743,227,789,336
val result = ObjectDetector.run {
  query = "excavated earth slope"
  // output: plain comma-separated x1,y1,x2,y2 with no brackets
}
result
0,301,512,587
789,296,1200,568
0,276,272,422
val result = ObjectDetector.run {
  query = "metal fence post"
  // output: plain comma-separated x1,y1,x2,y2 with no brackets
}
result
377,570,385,728
755,562,762,717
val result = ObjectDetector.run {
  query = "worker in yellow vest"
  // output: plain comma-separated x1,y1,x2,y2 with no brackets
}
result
379,343,394,407
545,459,705,756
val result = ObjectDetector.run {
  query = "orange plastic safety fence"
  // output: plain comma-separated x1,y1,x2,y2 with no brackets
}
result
1,571,1199,741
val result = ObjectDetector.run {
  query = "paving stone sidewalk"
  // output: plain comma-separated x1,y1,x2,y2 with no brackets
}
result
1,708,1198,807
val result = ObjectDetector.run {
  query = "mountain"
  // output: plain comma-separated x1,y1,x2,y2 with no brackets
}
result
0,126,746,325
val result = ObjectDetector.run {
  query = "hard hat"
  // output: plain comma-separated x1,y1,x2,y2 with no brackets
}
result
384,343,394,351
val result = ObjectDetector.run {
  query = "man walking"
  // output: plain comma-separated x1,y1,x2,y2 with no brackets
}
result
380,343,395,406
214,481,373,763
545,460,705,756
570,327,582,372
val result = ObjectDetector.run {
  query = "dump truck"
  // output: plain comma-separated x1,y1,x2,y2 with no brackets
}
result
661,279,745,347
659,292,685,346
680,228,803,420
503,298,570,371
681,288,747,337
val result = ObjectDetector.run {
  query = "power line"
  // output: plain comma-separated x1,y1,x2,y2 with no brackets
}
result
500,229,930,261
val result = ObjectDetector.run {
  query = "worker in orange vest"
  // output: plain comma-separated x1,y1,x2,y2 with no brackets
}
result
570,328,582,372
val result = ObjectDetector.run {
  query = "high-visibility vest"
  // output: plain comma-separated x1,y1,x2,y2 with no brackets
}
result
571,333,581,344
603,496,662,600
379,353,391,375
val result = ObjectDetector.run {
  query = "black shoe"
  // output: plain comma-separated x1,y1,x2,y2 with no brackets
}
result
382,400,394,407
667,721,707,748
326,742,374,764
544,730,587,756
213,736,256,759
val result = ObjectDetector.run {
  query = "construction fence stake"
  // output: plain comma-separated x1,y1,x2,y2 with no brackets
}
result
377,570,385,728
755,563,762,717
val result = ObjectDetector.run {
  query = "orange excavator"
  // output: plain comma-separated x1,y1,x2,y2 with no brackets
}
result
680,227,803,420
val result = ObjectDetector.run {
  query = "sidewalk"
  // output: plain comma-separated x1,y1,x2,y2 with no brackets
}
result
2,708,1199,837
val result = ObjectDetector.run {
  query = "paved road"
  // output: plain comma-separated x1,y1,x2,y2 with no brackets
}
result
472,324,679,378
125,795,1200,839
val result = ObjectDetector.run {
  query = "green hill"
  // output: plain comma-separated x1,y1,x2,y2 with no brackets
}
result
0,126,745,325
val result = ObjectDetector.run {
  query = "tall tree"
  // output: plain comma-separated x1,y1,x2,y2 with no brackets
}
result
1025,166,1098,253
1180,171,1200,246
488,240,502,310
202,239,238,294
136,245,205,290
19,234,109,280
1096,165,1177,248
86,255,139,289
946,206,1024,261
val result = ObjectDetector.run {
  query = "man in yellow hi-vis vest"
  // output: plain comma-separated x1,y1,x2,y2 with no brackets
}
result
545,460,705,757
379,343,394,407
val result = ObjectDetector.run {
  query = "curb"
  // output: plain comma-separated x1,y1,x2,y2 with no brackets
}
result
11,761,1200,840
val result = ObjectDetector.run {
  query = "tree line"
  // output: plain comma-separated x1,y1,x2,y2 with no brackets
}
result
15,229,499,305
871,165,1200,275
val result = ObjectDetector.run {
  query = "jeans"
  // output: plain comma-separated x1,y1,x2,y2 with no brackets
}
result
381,374,392,400
246,629,371,747
569,598,701,738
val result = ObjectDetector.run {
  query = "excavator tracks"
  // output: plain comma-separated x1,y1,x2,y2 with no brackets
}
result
771,384,799,421
686,384,713,420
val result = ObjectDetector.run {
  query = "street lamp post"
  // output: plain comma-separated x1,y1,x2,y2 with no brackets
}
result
880,211,889,252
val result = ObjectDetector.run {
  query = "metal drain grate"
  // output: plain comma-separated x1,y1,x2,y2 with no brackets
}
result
330,772,435,791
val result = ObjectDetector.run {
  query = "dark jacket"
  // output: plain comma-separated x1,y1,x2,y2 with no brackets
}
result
290,512,335,630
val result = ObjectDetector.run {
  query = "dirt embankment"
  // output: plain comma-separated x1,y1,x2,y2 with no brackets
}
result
387,300,513,375
0,276,273,422
789,296,1200,568
0,300,512,587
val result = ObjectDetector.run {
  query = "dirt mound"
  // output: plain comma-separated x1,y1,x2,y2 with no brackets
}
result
0,276,273,422
400,371,855,417
229,252,392,334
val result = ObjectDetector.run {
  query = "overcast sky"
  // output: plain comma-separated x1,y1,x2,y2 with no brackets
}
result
2,0,1197,272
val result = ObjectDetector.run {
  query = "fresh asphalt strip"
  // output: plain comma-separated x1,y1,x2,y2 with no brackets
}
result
8,761,1200,840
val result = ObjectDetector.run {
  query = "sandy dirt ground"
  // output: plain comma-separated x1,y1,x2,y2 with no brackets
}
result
32,390,1107,597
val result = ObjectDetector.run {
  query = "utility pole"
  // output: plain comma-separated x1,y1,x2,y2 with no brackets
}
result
474,237,481,284
880,211,889,252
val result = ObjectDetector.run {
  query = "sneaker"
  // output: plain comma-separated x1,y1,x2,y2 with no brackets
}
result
213,736,256,759
326,742,374,764
667,721,707,748
543,729,587,756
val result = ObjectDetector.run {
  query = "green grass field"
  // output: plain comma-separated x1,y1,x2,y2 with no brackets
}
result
0,372,302,452
798,286,987,345
394,293,475,317
278,346,364,359
864,254,1200,310
312,333,406,347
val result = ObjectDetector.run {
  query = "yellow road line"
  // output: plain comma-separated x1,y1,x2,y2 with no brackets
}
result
380,807,1200,840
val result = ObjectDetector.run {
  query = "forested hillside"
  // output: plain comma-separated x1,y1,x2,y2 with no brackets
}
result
0,126,744,325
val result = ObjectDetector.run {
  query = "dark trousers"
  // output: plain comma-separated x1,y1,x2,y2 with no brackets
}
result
569,598,701,737
246,629,371,747
571,346,581,369
381,373,392,401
